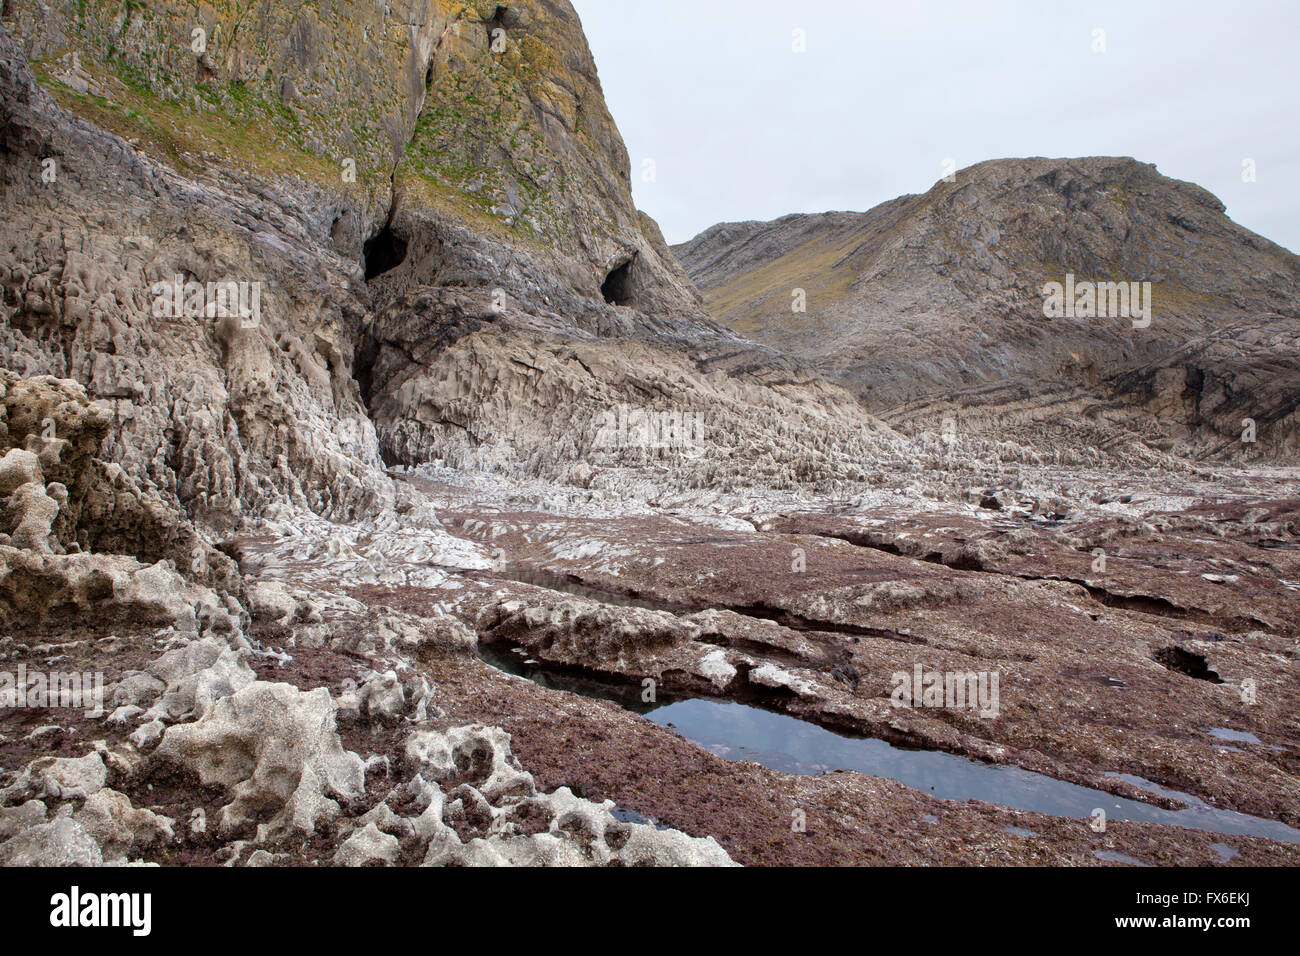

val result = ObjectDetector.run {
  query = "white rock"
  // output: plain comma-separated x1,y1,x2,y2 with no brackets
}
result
74,789,175,860
111,671,166,709
128,719,166,751
0,817,103,866
748,662,818,697
246,581,297,625
106,705,145,726
334,822,401,866
26,752,108,800
358,670,406,722
8,481,59,551
0,799,47,841
155,681,366,840
0,448,41,495
696,648,737,690
404,724,533,801
143,638,256,722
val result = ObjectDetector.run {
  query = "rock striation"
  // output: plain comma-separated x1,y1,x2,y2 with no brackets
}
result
675,158,1300,461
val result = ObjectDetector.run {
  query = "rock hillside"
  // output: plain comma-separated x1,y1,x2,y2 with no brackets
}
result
675,157,1300,460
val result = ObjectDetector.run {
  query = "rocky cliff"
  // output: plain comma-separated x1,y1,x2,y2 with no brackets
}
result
2,4,1299,873
675,158,1300,461
0,0,798,868
1,0,913,533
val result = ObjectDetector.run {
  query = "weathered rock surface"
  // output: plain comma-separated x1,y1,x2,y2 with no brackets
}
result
1,2,1296,871
74,788,175,861
675,158,1300,461
0,816,103,866
155,681,367,840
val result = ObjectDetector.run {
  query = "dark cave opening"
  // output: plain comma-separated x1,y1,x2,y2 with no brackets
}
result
353,332,379,407
1152,646,1224,684
601,258,635,306
352,331,403,468
487,5,508,51
363,226,408,281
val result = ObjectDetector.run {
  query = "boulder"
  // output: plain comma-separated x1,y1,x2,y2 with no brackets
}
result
155,681,365,840
0,817,103,866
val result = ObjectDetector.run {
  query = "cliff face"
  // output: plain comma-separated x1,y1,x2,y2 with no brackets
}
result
675,158,1300,460
6,0,698,311
1,17,389,543
4,5,1300,876
1,0,891,546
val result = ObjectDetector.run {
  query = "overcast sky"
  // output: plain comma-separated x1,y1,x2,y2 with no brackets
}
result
570,0,1300,253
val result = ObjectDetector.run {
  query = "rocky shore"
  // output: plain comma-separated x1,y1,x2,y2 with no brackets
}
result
1,1,1296,867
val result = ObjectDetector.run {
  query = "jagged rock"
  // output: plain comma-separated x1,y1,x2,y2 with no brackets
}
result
0,799,46,840
372,609,477,656
479,598,699,672
333,822,401,867
6,481,59,551
5,752,108,802
354,801,415,842
748,663,819,698
246,582,297,626
111,673,166,710
0,546,221,625
405,724,533,803
155,682,366,840
0,372,235,586
357,670,406,723
615,823,736,867
0,448,40,495
0,816,102,866
117,563,214,627
401,725,737,867
127,720,166,752
695,648,738,690
105,705,145,727
352,668,434,725
142,638,256,723
74,789,175,861
446,833,589,868
397,775,453,845
0,25,390,543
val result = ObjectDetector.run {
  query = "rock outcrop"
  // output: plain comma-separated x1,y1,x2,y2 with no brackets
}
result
1,0,909,519
3,1,1297,873
674,157,1300,461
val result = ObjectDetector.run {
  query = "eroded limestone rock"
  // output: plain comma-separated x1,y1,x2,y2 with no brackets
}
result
155,681,366,840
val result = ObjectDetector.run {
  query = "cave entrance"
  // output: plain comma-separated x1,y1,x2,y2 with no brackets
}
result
364,226,408,281
353,331,379,407
601,257,635,306
487,6,509,51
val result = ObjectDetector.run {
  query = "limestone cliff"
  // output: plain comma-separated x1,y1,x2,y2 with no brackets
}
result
1,0,889,550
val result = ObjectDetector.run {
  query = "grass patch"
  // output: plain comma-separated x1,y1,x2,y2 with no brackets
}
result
32,53,385,196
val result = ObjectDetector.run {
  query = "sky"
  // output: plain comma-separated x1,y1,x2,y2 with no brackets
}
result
570,0,1300,252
